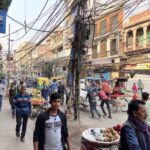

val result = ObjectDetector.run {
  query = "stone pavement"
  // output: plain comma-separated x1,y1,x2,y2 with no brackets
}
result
0,97,127,150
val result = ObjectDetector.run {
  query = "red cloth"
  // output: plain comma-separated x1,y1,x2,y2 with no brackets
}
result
97,90,109,100
102,82,111,94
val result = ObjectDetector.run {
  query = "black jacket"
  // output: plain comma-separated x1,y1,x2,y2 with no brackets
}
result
119,119,148,150
33,109,68,150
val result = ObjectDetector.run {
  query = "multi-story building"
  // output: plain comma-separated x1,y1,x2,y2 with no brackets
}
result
91,0,125,79
46,27,68,76
123,9,150,73
14,42,35,78
32,43,52,77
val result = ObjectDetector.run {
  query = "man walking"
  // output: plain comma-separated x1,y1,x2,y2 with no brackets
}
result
9,83,17,117
142,92,150,126
137,79,144,94
58,81,65,105
0,80,5,111
86,89,101,118
98,89,111,119
41,81,50,106
33,92,70,150
13,86,31,142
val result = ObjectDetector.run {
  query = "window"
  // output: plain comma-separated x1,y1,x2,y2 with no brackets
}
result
147,26,150,46
100,20,107,35
58,47,63,52
100,39,107,57
127,31,133,49
110,15,118,31
110,39,117,56
92,45,97,59
136,28,144,47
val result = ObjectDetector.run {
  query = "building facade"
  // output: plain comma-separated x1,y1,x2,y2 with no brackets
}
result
14,42,35,78
91,1,125,79
123,10,150,73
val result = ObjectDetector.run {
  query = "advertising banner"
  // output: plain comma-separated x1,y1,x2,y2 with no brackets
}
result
0,10,7,34
125,63,150,70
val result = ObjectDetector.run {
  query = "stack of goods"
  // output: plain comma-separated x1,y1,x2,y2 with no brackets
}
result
31,88,44,105
91,128,120,142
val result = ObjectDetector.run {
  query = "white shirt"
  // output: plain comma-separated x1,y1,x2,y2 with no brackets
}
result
44,115,63,150
0,84,5,96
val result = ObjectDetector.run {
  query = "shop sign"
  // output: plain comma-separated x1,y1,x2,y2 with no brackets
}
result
111,72,119,78
92,58,112,65
125,63,150,70
0,10,7,34
114,58,120,63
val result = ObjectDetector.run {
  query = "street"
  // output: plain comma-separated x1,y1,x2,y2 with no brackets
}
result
1,0,150,149
0,96,127,150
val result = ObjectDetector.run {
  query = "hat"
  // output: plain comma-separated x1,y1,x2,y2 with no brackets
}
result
49,93,61,103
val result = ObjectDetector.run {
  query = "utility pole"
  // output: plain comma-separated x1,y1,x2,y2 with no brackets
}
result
7,24,11,86
68,0,90,120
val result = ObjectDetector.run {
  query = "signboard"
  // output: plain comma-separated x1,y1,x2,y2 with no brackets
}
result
125,63,150,70
0,10,7,33
111,72,119,78
92,58,112,65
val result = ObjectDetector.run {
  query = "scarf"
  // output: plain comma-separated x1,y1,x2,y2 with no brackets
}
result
130,116,150,150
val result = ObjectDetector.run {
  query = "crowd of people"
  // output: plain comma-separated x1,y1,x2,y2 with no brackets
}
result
7,80,71,150
1,78,150,150
40,79,69,106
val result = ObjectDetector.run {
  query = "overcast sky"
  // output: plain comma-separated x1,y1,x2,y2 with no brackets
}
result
0,0,55,53
0,0,149,54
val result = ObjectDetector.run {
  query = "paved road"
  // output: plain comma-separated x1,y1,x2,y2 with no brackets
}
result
0,97,127,150
0,98,35,150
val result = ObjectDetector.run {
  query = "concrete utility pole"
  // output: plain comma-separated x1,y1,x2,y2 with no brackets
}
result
7,24,11,86
68,0,89,120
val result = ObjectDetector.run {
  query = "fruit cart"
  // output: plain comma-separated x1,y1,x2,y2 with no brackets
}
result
81,128,120,150
30,88,45,118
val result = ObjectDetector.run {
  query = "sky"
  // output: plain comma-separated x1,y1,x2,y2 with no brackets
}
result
0,0,56,54
0,0,149,55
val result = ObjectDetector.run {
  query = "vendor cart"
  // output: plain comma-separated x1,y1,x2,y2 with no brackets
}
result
30,88,45,118
81,128,119,150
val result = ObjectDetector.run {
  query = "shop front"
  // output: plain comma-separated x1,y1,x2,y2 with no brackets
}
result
124,63,150,74
91,57,120,80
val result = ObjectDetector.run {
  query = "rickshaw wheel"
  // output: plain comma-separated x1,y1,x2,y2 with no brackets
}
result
109,99,118,113
120,98,128,112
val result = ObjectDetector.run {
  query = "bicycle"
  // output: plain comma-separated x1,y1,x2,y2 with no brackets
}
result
109,95,129,113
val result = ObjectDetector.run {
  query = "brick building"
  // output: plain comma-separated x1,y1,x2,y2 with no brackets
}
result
91,0,125,79
123,9,150,73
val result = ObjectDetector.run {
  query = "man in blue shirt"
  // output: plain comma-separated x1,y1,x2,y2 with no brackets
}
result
13,86,31,142
50,79,58,93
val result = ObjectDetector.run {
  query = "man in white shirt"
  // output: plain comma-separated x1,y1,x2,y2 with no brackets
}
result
33,93,70,150
0,80,5,111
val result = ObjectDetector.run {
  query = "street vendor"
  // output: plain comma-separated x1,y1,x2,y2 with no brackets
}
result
41,82,50,105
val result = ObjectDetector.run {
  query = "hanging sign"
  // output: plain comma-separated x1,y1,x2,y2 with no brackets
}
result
0,10,7,34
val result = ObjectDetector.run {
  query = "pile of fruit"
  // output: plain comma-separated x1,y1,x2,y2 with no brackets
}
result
113,124,122,135
31,96,44,105
31,88,44,105
100,128,120,142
